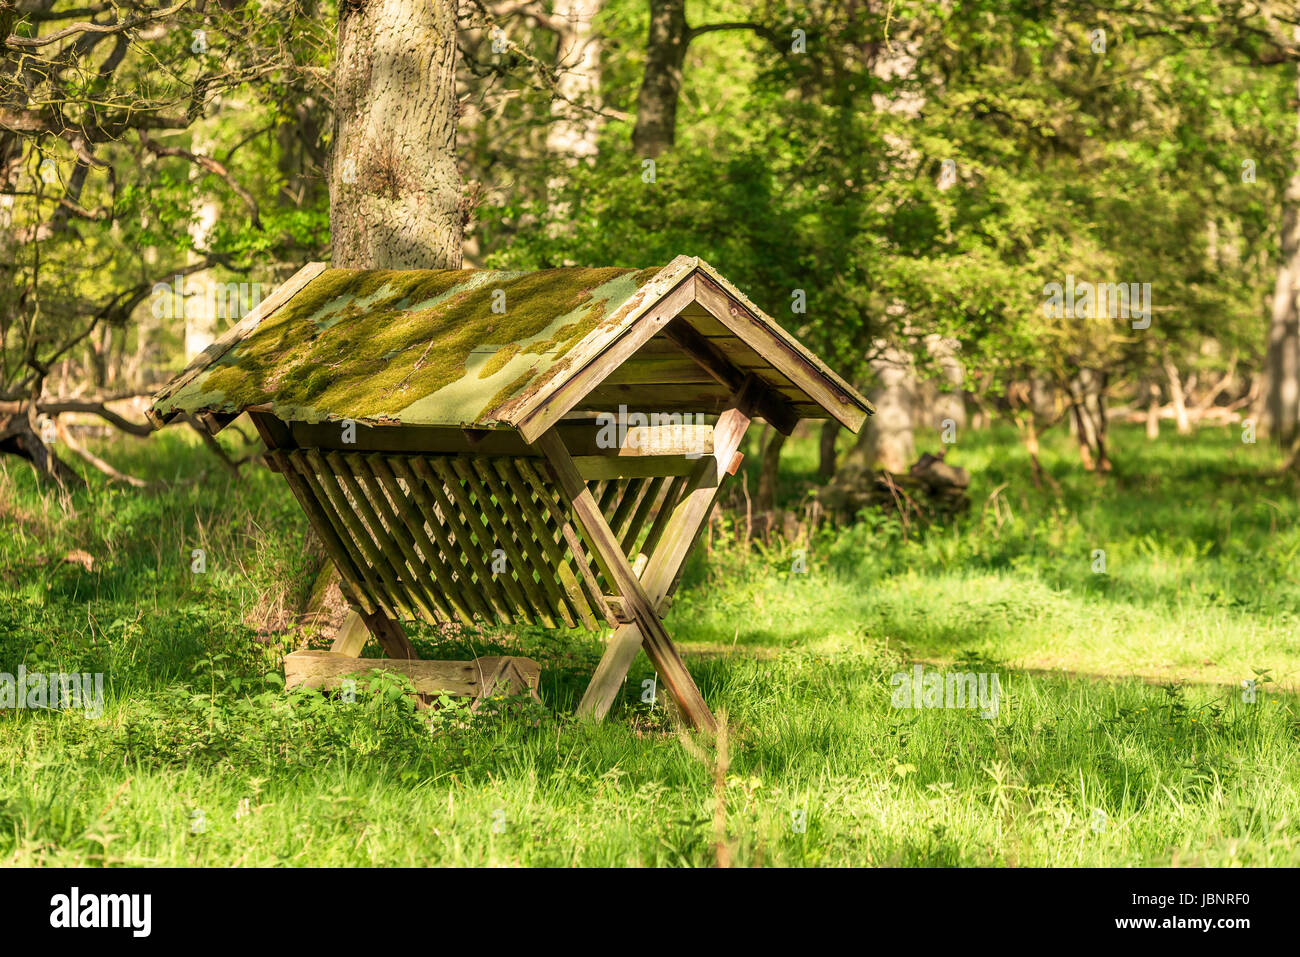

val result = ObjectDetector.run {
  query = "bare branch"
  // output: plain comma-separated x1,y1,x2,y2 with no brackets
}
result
138,131,262,228
4,1,191,49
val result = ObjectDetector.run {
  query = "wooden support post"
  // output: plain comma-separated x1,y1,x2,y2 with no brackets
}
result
572,378,758,724
330,612,370,657
536,429,720,733
359,608,417,660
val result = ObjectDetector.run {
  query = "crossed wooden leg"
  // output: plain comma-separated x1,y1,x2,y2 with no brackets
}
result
537,395,754,732
331,607,416,660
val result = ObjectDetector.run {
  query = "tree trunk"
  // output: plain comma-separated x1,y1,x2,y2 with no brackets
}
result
1163,356,1192,435
841,341,916,475
310,0,465,637
0,413,83,486
546,0,603,245
330,0,463,270
916,333,966,437
548,0,602,164
1066,369,1111,472
631,0,688,157
755,427,786,517
1264,50,1300,450
1145,379,1161,440
817,420,839,480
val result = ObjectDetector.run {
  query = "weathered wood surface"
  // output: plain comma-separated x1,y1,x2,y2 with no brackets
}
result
693,272,868,431
284,418,711,460
284,650,540,700
273,441,697,632
514,274,700,442
537,428,718,732
575,377,759,724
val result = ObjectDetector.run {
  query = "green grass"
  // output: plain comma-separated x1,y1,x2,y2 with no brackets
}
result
0,421,1297,866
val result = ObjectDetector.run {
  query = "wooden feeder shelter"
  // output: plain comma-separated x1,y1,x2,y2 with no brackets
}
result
149,256,872,731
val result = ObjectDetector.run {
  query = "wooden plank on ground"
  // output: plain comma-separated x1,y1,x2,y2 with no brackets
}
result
284,650,538,696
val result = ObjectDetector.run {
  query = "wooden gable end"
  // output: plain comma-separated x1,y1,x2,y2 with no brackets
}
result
504,261,873,443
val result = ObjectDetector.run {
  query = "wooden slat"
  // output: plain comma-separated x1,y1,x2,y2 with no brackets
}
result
345,453,461,624
363,454,485,624
451,457,557,628
639,473,690,561
516,459,616,628
330,612,370,656
472,458,576,628
608,477,647,547
387,456,503,623
338,452,448,625
621,475,666,556
494,458,597,629
572,455,708,481
424,458,534,624
269,450,376,617
601,355,716,385
288,451,400,619
309,450,419,622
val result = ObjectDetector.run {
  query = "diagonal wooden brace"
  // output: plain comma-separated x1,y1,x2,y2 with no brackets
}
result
536,428,729,733
549,377,758,728
574,403,751,724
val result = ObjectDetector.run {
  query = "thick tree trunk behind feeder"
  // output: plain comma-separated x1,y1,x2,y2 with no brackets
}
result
330,0,463,270
308,0,465,639
840,341,917,475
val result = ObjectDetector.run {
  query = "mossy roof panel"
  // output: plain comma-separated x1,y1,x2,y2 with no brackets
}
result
151,263,670,428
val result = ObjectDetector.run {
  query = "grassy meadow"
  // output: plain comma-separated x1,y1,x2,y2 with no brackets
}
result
1,421,1297,866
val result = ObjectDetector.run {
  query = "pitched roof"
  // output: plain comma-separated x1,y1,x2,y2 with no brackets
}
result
149,256,872,438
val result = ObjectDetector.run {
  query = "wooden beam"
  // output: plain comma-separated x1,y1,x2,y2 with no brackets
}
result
662,319,799,435
358,608,417,661
283,418,708,459
330,613,370,657
536,429,718,733
693,272,869,432
571,454,714,482
575,377,758,723
284,650,539,698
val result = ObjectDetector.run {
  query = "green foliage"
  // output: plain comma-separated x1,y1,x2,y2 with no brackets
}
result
1,424,1298,865
477,0,1294,395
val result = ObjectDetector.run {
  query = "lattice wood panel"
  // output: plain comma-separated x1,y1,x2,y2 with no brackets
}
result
269,449,693,631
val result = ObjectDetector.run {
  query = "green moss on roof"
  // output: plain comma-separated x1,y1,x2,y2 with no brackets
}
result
152,264,671,427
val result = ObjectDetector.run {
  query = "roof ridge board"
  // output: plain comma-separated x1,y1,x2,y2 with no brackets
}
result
147,261,327,426
503,256,874,439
